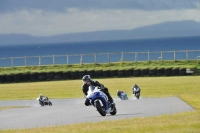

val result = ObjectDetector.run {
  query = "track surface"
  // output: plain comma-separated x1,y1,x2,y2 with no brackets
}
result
0,97,194,130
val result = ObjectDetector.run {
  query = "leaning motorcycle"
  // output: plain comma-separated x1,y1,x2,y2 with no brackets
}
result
118,92,128,100
86,86,117,116
133,87,140,99
37,97,52,106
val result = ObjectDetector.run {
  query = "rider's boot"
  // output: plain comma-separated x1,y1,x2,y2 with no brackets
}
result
107,94,115,107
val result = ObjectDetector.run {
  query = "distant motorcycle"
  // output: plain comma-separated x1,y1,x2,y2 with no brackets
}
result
121,92,128,100
37,97,52,106
118,91,128,100
133,87,140,99
87,86,117,116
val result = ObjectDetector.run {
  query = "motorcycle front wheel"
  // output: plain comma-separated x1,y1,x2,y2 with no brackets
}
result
48,101,52,106
39,101,44,106
95,101,106,116
135,93,140,99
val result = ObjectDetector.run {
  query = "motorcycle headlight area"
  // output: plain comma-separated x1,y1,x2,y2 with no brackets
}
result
92,92,100,97
87,92,95,98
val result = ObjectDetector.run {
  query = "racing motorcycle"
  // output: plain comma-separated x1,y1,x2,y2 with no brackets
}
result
86,86,117,116
121,92,128,100
118,91,128,100
133,87,140,99
37,97,52,106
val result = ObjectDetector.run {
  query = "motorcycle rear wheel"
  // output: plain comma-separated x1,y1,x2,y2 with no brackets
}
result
110,106,117,115
49,101,52,106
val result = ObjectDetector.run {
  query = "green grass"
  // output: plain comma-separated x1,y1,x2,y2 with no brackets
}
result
0,60,199,75
0,76,199,100
0,76,200,133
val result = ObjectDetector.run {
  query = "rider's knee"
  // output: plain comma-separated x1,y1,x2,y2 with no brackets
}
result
85,103,90,106
85,99,91,106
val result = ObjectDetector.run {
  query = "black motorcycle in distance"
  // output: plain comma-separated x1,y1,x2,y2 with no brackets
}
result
133,87,140,99
37,97,52,106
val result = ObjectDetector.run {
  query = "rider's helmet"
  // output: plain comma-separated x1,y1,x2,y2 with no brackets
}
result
82,75,91,85
39,94,42,98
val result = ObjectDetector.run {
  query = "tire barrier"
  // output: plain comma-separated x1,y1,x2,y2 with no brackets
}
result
38,72,46,81
141,68,149,76
103,70,110,77
118,69,125,77
0,74,5,83
70,71,79,79
94,70,103,78
13,73,22,82
125,68,133,77
194,69,200,75
186,68,195,76
149,68,157,76
164,68,172,76
21,72,30,82
62,71,71,80
5,74,14,83
78,70,87,79
157,68,164,76
30,72,38,82
54,71,63,80
179,68,186,76
110,69,118,77
87,70,95,77
0,67,198,84
133,68,141,77
46,72,54,81
172,68,179,76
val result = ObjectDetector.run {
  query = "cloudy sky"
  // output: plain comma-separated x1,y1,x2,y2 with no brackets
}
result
0,0,200,37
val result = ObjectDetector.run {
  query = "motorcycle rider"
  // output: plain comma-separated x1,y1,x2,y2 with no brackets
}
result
39,94,48,101
132,84,141,94
117,90,122,99
117,90,128,100
82,75,115,107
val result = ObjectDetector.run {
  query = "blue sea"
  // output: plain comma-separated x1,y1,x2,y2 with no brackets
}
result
0,36,200,67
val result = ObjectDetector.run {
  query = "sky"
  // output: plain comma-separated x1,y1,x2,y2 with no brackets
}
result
0,0,200,37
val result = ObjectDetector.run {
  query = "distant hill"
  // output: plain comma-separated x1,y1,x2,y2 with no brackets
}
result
1,20,200,45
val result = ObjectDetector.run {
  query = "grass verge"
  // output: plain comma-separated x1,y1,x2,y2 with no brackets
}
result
0,60,199,75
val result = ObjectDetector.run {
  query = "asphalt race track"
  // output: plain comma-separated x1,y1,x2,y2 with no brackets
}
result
0,97,194,130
